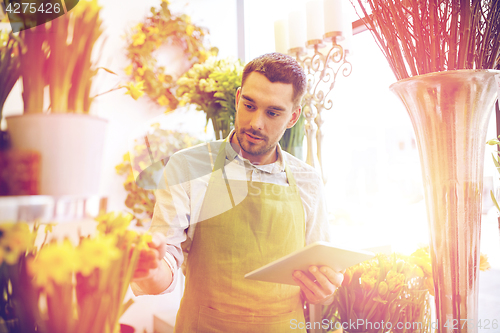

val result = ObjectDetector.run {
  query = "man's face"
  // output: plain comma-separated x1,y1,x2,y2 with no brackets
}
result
233,72,301,165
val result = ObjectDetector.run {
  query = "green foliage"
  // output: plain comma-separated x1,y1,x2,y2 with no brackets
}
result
176,57,243,139
280,111,305,158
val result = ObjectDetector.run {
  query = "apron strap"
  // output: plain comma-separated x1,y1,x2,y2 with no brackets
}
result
212,136,297,187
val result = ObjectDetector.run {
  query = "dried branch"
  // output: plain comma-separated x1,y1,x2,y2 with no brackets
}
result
350,0,500,79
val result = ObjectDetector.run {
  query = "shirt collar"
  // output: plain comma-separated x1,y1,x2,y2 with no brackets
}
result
224,130,285,174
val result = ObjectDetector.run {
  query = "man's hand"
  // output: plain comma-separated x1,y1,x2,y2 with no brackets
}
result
292,266,344,305
132,233,169,283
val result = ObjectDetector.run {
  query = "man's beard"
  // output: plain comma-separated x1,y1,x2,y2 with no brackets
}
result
235,127,275,157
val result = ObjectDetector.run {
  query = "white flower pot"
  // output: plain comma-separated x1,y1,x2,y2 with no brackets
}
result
6,114,108,196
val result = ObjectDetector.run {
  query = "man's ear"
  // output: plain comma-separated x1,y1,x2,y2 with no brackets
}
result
287,105,302,129
235,87,241,111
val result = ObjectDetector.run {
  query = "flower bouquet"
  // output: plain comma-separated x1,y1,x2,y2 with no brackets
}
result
115,124,202,226
324,247,491,333
176,56,243,140
0,212,152,333
324,252,430,333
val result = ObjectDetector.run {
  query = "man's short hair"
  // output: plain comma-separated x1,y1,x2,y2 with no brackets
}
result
241,53,307,108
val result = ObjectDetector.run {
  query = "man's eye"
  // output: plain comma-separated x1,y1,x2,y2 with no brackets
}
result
268,111,279,117
244,104,254,110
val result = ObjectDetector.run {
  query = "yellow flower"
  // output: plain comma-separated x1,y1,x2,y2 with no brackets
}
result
124,81,145,100
480,253,491,271
360,273,376,291
386,270,405,293
186,24,195,36
132,32,146,46
158,74,166,83
124,64,133,76
157,95,170,106
0,223,34,265
137,66,147,76
77,235,121,276
96,211,133,235
147,27,159,35
377,281,389,296
28,240,77,289
73,0,102,16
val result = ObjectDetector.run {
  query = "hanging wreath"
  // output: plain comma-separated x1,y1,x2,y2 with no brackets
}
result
124,0,217,111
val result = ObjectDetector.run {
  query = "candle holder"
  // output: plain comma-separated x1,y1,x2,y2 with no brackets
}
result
290,35,352,182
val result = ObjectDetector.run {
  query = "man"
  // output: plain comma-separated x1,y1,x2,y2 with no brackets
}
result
131,53,344,332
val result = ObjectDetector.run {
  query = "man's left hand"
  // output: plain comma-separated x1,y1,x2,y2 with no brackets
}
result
292,266,344,305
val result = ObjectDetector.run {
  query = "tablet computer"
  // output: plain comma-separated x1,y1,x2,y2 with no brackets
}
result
244,241,375,286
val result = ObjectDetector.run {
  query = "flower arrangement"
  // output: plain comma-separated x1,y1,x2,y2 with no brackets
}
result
350,0,500,80
0,213,151,333
176,56,243,139
18,0,105,113
115,124,202,226
322,247,491,333
124,0,217,111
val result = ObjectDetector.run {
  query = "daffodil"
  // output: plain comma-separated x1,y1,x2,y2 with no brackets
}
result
124,81,145,100
28,240,77,289
386,270,405,293
132,32,146,46
157,95,170,106
360,274,376,291
96,211,133,235
186,24,195,36
480,253,491,271
0,223,34,265
377,281,389,296
124,64,133,76
77,235,121,276
137,66,147,76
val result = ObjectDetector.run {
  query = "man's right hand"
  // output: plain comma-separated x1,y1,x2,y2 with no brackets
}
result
131,233,173,294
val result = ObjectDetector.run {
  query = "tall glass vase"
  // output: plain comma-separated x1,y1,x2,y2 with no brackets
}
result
390,70,500,333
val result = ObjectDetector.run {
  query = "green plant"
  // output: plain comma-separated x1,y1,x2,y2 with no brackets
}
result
280,110,305,158
176,56,243,139
351,0,500,80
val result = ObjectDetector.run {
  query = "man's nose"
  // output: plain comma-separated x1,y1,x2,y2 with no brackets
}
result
249,109,265,130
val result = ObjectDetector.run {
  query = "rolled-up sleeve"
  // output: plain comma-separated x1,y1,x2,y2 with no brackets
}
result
131,153,191,296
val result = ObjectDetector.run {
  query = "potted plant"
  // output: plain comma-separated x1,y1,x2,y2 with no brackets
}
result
349,0,500,330
5,0,115,196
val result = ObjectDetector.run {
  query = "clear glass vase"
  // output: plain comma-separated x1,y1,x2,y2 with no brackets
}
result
390,70,500,333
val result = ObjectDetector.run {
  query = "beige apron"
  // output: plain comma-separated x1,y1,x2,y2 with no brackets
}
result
174,141,307,333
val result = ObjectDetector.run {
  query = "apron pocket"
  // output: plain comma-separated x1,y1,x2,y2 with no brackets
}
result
196,305,306,333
